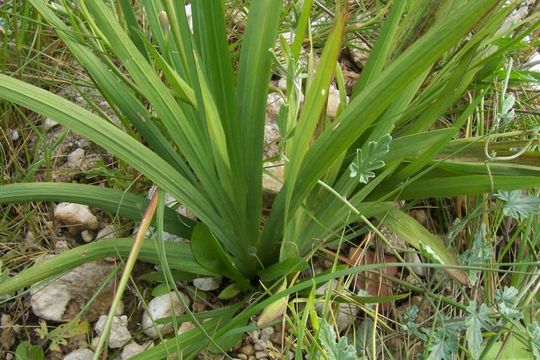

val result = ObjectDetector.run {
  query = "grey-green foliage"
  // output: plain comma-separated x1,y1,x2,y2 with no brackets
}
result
349,134,392,184
426,326,459,360
495,286,523,320
318,318,358,360
460,225,492,284
465,301,492,359
495,190,540,220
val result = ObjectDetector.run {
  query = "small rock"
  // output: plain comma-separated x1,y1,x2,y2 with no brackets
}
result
254,342,266,351
409,209,428,226
260,327,274,342
94,315,132,349
142,291,191,338
63,348,94,360
10,130,19,141
262,163,284,194
240,344,255,356
348,38,370,69
44,118,60,130
81,230,94,243
263,123,281,159
30,260,117,321
249,330,260,341
193,276,222,291
335,303,358,332
326,85,345,118
255,351,268,360
266,92,284,122
54,240,70,252
66,148,85,169
405,252,424,276
120,342,146,360
96,224,118,240
237,355,248,360
54,203,99,234
177,321,196,336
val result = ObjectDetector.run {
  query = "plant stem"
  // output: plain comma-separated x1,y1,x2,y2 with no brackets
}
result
93,188,160,360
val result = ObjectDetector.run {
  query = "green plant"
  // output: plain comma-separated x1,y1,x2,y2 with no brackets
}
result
1,0,540,358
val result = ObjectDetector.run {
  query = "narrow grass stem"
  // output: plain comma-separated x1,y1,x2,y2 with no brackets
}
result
92,189,160,360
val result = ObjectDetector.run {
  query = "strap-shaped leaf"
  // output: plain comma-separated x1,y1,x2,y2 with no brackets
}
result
0,74,234,249
191,224,249,288
0,183,193,237
0,238,212,296
376,208,469,285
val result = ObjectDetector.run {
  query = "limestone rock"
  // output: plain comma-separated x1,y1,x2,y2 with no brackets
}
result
63,348,94,360
120,342,147,359
142,292,191,338
30,259,118,322
193,276,222,291
94,315,132,349
54,203,99,235
66,148,85,169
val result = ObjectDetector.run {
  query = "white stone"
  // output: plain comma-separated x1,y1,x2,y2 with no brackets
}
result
81,230,94,243
177,321,195,336
266,92,284,122
30,282,71,321
30,260,116,321
349,38,370,69
326,85,347,118
335,303,358,332
120,342,146,360
405,252,425,276
142,292,191,338
263,123,281,159
10,130,19,141
262,163,284,193
193,276,222,291
54,240,70,252
96,225,118,240
54,203,99,233
43,118,59,130
94,315,132,349
66,148,85,168
63,348,94,360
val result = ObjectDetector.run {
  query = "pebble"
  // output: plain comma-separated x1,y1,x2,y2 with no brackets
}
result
54,203,99,234
326,85,345,118
44,118,60,130
254,342,266,351
237,355,248,360
336,303,358,332
260,327,274,342
120,342,146,360
142,291,191,338
96,224,118,239
63,348,94,360
177,321,195,335
255,352,268,360
193,276,222,291
30,259,117,321
10,130,19,141
66,148,85,168
94,315,132,349
81,230,94,243
239,344,255,356
54,240,70,252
